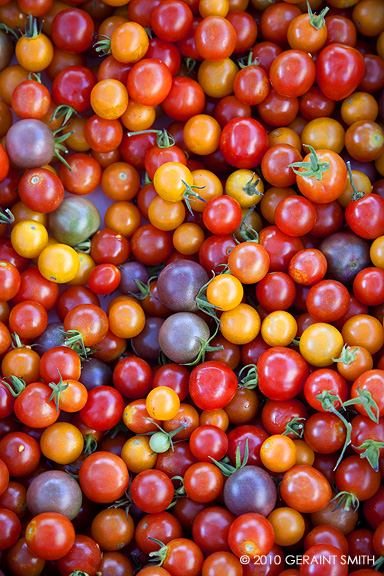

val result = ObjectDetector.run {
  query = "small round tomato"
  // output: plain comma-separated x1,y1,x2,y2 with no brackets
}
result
299,323,344,367
189,361,238,411
228,513,275,559
268,507,305,547
260,434,297,473
131,469,174,513
40,422,84,465
280,465,332,513
258,347,309,401
79,452,129,504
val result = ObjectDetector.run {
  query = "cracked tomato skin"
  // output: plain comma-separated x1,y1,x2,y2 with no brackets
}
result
316,44,365,101
219,118,269,169
189,361,238,411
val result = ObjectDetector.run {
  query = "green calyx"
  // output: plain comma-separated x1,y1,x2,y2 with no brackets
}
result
346,161,365,201
127,129,175,149
183,322,224,367
83,434,98,455
185,57,198,75
332,343,358,365
330,491,359,513
73,239,91,254
316,390,352,471
195,274,222,323
238,364,258,390
210,439,249,477
142,418,187,453
288,144,330,181
343,384,380,423
94,34,111,56
11,333,27,349
53,127,73,170
238,51,259,69
24,15,44,38
282,417,306,439
0,208,14,225
2,375,26,397
307,0,329,30
50,105,80,127
57,328,95,359
148,538,168,565
353,439,384,472
242,172,263,197
182,180,207,215
69,572,90,576
0,23,20,40
236,206,260,243
48,370,69,413
128,276,157,300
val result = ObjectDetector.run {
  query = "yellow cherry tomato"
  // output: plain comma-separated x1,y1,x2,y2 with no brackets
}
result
188,169,223,212
11,220,48,259
68,253,96,286
370,236,384,269
146,387,180,421
120,101,156,132
207,274,244,312
260,434,297,473
40,422,84,464
197,58,239,98
299,323,344,367
11,201,47,228
90,79,128,119
108,299,145,338
38,243,80,283
225,169,264,208
148,196,186,231
121,435,157,473
268,507,305,547
220,303,261,345
183,114,221,156
261,311,298,347
15,18,54,72
153,162,193,203
173,223,205,255
294,439,315,466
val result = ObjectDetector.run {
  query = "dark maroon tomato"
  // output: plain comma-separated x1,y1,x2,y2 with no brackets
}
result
113,356,153,399
51,8,94,54
300,86,336,121
120,132,157,170
199,235,237,274
227,425,268,468
224,465,277,519
0,509,21,550
156,441,198,479
319,232,370,286
152,364,189,401
80,387,124,432
0,168,20,209
241,335,270,365
189,361,238,411
0,380,15,419
359,54,384,93
259,226,303,272
220,118,269,169
258,347,309,401
259,2,301,47
90,228,130,265
316,43,366,101
192,507,234,555
131,224,173,266
52,66,97,113
261,399,308,438
251,41,283,73
146,37,181,76
56,534,102,576
256,271,296,311
56,286,100,321
363,485,384,530
310,201,344,238
345,194,384,240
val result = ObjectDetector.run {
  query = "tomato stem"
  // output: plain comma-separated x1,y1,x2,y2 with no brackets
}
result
352,439,384,472
237,206,260,243
50,105,80,127
329,491,359,512
242,172,263,197
0,208,14,225
316,390,352,470
93,34,111,55
0,23,20,40
288,144,330,181
126,129,175,148
142,419,187,453
332,343,358,365
83,434,98,455
2,375,26,397
148,538,168,565
346,161,365,200
210,439,249,477
182,180,207,215
282,417,306,439
24,15,43,39
238,51,259,69
343,384,380,423
48,370,69,413
238,364,258,389
307,0,329,30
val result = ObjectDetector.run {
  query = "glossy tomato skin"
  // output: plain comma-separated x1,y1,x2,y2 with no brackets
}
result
220,118,269,169
257,347,309,401
345,194,384,240
80,387,124,432
189,361,238,411
79,452,129,504
316,44,366,101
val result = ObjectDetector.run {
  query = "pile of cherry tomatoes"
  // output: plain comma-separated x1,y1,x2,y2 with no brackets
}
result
0,0,384,574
